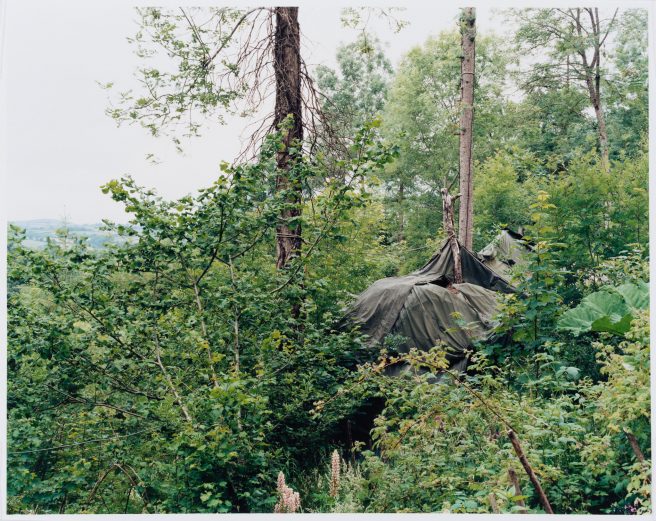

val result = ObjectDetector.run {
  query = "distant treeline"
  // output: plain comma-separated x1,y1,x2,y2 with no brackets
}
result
9,220,126,250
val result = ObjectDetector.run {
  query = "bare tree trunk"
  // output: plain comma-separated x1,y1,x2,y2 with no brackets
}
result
273,7,303,270
575,7,613,172
458,7,476,250
488,493,500,513
441,188,463,284
398,181,405,242
587,78,610,171
582,44,609,172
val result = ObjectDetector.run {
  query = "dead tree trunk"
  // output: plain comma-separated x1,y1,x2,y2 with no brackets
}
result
441,187,463,284
273,7,303,270
398,181,405,242
457,7,476,250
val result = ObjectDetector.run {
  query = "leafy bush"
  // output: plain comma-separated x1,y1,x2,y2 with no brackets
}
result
7,127,396,514
304,194,650,514
308,301,650,514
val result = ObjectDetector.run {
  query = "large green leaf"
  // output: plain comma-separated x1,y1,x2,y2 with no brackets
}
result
613,282,649,310
590,313,634,335
557,289,632,336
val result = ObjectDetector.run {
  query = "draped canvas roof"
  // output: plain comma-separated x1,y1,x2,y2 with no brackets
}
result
343,236,517,373
478,228,531,281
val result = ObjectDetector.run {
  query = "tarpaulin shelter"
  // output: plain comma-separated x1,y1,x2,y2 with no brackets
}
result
336,230,529,446
477,228,531,281
343,237,515,375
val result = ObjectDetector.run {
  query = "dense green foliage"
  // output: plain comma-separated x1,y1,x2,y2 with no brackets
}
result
312,311,650,514
8,126,398,513
304,206,650,514
7,6,650,514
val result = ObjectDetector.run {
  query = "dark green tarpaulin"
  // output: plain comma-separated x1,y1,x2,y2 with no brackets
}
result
343,238,514,374
477,228,531,281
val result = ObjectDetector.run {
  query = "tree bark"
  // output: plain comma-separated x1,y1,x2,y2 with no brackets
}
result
398,181,405,242
458,7,476,250
582,50,609,172
587,77,610,171
273,7,303,270
574,8,611,172
488,493,500,513
441,187,463,284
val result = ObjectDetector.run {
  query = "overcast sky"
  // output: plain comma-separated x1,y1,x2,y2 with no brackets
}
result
0,1,647,223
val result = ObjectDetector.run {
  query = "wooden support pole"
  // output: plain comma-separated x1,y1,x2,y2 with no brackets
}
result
507,429,554,514
508,467,528,514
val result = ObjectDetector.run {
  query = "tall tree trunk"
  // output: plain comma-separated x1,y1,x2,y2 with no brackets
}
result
575,8,611,172
273,7,303,270
592,8,610,172
587,79,610,171
458,7,476,250
398,181,405,242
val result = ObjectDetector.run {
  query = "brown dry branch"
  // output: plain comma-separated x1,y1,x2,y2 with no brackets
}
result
488,493,500,513
507,429,554,514
508,467,529,513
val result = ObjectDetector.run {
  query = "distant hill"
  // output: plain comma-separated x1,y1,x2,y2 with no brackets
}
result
9,219,122,250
